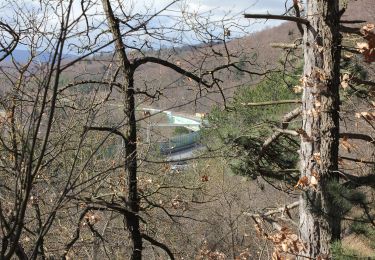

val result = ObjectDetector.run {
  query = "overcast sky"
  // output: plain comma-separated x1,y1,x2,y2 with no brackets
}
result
0,0,290,52
143,0,289,34
185,0,286,14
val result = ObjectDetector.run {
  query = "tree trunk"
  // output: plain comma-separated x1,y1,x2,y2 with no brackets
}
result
101,1,142,259
124,70,142,260
299,0,341,258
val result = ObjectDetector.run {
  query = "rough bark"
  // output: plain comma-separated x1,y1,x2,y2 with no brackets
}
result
101,1,142,259
298,0,341,258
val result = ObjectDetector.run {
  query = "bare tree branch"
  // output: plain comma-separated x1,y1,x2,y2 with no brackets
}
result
292,1,304,35
142,234,175,260
339,133,374,143
259,107,302,158
340,20,367,24
270,43,300,49
83,126,128,143
241,100,301,107
244,14,309,25
275,128,299,136
132,57,210,87
351,77,375,87
340,156,375,164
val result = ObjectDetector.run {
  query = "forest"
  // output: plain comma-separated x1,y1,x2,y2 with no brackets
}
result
0,0,374,259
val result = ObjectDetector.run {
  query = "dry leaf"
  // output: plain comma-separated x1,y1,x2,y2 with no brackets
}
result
84,211,101,225
299,76,308,85
164,164,171,172
315,44,324,53
310,176,318,188
312,170,320,178
255,220,306,260
30,195,39,205
356,111,375,121
338,157,346,166
362,112,375,120
340,135,357,153
312,108,319,117
313,153,321,164
295,176,309,188
312,67,327,81
293,85,303,93
357,42,369,53
341,73,350,89
358,24,375,63
362,23,375,33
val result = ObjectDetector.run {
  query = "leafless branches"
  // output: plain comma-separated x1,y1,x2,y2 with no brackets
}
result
0,21,19,62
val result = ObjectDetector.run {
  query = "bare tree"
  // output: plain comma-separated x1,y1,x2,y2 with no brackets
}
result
0,0,261,259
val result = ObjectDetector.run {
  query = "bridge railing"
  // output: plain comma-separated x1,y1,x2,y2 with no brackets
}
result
159,131,201,154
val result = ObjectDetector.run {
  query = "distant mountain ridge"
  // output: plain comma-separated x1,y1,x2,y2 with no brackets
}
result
3,0,373,114
2,49,76,63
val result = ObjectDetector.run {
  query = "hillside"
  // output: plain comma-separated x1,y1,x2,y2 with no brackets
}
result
0,0,374,259
61,0,375,114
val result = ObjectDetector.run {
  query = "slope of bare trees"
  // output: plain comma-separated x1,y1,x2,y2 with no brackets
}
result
0,0,374,259
0,0,263,259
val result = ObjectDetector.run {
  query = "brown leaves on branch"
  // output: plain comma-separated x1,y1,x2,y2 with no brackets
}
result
293,85,303,93
355,111,375,121
294,176,309,189
293,76,307,93
356,23,375,63
83,211,101,225
340,136,358,153
254,219,306,260
313,152,321,164
340,73,350,89
294,171,320,190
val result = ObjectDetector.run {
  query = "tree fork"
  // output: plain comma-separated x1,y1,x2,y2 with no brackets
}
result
101,0,142,259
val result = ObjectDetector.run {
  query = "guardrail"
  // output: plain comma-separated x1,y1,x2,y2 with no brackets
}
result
159,131,201,154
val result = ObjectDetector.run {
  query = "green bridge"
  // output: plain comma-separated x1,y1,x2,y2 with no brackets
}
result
159,131,201,154
140,107,206,155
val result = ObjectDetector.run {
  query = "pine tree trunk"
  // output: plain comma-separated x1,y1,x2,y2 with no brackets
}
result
299,0,341,258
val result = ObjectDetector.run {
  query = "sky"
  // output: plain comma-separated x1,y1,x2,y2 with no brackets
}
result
125,0,289,46
184,0,286,14
142,0,287,15
0,0,290,53
136,0,288,31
